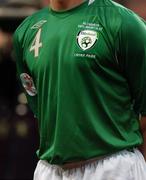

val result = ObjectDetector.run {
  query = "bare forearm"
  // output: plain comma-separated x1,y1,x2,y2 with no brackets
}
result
139,116,146,160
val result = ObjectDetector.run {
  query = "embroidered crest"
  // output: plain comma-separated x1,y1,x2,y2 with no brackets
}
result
77,30,98,51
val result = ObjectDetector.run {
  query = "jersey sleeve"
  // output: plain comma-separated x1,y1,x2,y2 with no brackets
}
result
13,30,38,117
116,11,146,116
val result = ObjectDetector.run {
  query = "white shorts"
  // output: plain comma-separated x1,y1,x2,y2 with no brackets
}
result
33,148,146,180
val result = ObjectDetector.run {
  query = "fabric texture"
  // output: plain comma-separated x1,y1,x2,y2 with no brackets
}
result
13,0,146,164
33,149,146,180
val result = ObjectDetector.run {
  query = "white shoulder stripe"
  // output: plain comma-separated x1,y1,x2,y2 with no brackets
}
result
88,0,95,5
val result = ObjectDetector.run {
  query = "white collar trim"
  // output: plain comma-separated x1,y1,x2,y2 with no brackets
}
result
88,0,95,5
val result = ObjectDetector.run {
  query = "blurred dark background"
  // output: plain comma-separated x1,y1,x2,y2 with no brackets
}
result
0,0,145,179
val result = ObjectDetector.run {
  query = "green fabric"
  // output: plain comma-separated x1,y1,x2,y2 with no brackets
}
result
13,0,146,164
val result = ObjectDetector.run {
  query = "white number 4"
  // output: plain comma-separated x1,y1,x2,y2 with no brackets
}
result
30,28,42,58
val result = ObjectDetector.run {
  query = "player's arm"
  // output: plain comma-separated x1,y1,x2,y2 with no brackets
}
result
13,30,38,116
139,116,146,160
116,10,146,159
137,16,146,160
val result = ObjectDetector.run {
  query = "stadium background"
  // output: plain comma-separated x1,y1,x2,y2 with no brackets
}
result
0,0,145,179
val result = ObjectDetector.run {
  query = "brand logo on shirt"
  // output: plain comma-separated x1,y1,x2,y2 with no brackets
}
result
20,73,37,96
31,20,47,29
77,30,98,50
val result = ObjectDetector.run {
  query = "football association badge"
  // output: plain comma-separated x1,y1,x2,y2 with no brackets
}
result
77,30,98,51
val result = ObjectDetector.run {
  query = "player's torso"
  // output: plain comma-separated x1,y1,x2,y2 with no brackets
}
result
18,0,143,163
23,1,118,81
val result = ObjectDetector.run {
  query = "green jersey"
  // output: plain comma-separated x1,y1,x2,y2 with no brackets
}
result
13,0,146,164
